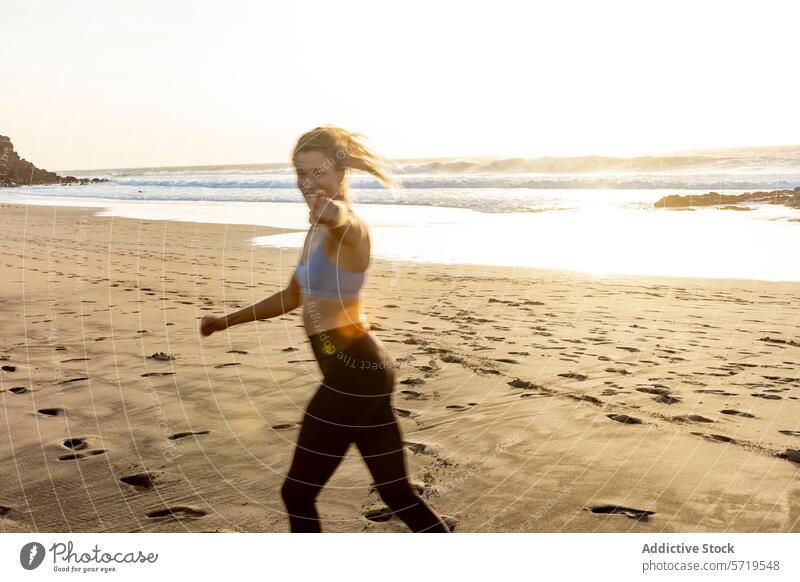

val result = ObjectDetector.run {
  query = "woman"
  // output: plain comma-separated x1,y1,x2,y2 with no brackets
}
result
199,126,451,533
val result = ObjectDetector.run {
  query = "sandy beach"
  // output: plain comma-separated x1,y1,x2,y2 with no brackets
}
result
1,201,798,533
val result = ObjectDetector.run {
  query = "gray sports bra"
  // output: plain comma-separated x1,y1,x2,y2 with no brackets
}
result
294,234,366,299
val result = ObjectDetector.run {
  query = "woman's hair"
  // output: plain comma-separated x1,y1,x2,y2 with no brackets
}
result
292,125,398,190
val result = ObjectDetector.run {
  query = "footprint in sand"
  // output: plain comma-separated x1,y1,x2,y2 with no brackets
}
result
394,407,418,418
63,437,92,451
57,449,106,461
635,387,681,405
616,347,641,353
568,394,603,406
752,393,781,400
7,387,32,394
696,389,738,396
446,404,470,411
403,441,435,456
226,349,248,355
558,372,588,381
56,377,90,386
147,506,206,520
586,504,655,522
1,365,16,372
400,377,425,386
120,472,160,491
214,362,240,368
690,432,736,444
720,409,756,418
671,414,716,423
776,449,800,464
168,430,210,440
37,407,66,417
607,414,642,425
636,387,670,396
399,390,430,401
507,379,542,390
141,372,175,377
778,430,800,437
270,423,299,431
0,506,11,518
654,395,681,404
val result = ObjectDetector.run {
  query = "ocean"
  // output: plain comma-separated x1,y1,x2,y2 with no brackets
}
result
2,147,799,282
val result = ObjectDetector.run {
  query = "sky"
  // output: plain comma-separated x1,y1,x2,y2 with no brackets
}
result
2,0,799,171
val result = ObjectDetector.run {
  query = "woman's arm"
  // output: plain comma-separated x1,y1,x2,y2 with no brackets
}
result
200,273,301,336
310,189,368,248
222,274,301,329
222,288,300,328
327,207,369,248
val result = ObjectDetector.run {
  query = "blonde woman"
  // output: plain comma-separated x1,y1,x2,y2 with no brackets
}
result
200,126,451,532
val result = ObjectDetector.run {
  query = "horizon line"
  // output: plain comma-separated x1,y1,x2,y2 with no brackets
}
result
55,142,800,174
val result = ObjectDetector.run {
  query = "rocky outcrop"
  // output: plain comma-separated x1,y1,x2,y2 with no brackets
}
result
0,135,105,187
654,187,800,210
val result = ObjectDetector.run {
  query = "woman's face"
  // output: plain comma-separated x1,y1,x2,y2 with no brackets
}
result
293,150,345,208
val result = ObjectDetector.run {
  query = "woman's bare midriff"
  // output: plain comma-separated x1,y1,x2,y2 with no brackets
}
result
301,293,369,337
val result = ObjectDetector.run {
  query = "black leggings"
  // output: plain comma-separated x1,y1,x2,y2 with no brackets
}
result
281,323,450,532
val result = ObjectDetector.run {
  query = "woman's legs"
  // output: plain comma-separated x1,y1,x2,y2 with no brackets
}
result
355,397,451,533
281,385,354,532
283,326,449,532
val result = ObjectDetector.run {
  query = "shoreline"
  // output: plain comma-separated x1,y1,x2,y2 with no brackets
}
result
1,201,799,533
1,201,797,289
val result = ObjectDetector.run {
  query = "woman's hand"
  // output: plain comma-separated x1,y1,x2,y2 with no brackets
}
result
199,314,226,337
309,189,347,228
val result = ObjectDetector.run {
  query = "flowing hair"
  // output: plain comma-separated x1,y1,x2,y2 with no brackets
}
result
292,125,399,190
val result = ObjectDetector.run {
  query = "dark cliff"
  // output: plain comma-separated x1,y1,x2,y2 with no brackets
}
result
0,135,104,187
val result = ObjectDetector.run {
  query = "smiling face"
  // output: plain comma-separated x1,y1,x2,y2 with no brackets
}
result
293,150,346,208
